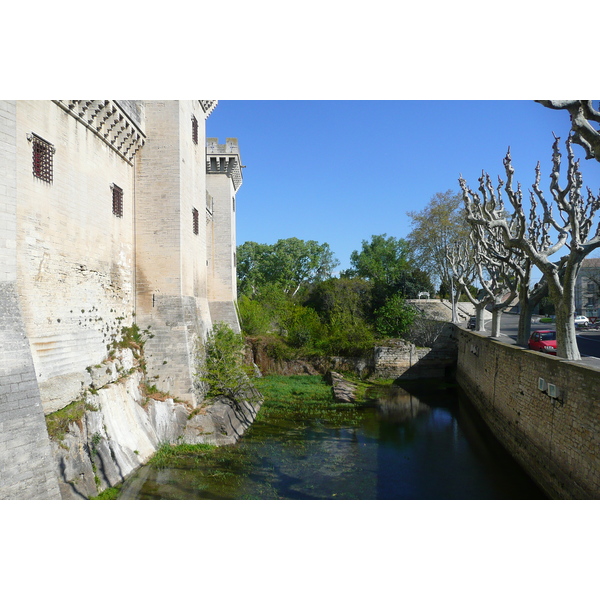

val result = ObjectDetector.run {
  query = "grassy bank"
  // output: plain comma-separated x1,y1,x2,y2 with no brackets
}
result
253,374,366,428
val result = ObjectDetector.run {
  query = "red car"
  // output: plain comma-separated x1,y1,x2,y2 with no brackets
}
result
528,330,557,355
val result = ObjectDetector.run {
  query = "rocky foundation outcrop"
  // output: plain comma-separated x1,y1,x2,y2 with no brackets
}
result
48,348,262,499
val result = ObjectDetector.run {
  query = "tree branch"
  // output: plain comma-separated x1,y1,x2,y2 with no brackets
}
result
536,100,600,161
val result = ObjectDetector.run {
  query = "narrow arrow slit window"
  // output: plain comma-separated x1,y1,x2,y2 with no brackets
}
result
192,115,198,145
193,207,199,235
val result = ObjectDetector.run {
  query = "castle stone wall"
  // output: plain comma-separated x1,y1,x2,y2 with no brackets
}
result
0,100,60,499
1,100,244,497
15,101,137,412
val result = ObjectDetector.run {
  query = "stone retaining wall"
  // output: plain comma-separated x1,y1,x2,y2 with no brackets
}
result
373,324,457,380
455,327,600,499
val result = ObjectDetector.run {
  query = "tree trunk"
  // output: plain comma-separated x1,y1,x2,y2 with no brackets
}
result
451,286,459,323
549,272,580,360
517,280,548,347
491,309,502,337
476,305,486,332
517,299,535,347
554,304,580,360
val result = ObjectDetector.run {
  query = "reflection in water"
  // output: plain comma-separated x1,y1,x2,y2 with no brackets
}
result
121,381,547,500
372,386,429,423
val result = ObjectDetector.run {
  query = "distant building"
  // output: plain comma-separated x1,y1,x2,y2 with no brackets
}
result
574,258,600,319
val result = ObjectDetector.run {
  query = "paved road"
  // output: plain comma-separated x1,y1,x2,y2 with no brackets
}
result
461,312,600,368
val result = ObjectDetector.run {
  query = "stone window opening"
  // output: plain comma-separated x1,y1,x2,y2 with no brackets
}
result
28,133,55,183
193,207,199,235
192,115,198,145
111,184,123,218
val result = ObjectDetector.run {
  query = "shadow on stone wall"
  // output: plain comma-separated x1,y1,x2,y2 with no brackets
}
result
245,324,458,382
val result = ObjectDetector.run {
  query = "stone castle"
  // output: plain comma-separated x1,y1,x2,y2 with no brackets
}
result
0,100,243,498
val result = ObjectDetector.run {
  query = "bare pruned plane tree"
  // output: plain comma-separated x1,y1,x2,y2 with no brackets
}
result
446,235,489,332
464,177,549,346
460,136,600,360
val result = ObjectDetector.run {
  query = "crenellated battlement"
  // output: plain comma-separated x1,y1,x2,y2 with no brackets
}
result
206,137,243,191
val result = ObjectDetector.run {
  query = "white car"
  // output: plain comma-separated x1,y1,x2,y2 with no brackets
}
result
574,315,589,328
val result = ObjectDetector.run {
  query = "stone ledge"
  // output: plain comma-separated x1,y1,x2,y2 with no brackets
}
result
326,371,357,403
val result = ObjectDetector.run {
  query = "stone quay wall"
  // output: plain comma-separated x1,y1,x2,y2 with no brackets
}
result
373,323,458,380
455,328,600,499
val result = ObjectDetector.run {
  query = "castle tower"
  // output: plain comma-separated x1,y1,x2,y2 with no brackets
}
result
134,101,218,405
206,138,243,333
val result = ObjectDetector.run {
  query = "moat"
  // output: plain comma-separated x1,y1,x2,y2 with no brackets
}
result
115,377,546,500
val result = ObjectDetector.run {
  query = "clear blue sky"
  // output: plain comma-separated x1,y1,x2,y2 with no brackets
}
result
206,100,600,275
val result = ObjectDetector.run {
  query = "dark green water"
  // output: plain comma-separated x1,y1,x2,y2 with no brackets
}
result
119,380,547,500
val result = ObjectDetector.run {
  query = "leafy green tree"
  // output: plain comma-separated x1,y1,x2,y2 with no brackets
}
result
344,234,434,315
199,322,252,401
347,234,412,288
237,238,339,297
373,293,418,337
407,190,469,289
237,241,271,296
305,277,374,324
270,238,339,295
278,304,324,349
389,268,434,300
319,309,376,357
304,277,376,356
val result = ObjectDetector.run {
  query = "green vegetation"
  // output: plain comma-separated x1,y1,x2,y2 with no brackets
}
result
253,375,364,428
373,293,419,337
137,375,369,481
45,399,98,441
90,485,121,500
148,442,218,469
237,235,437,359
113,323,145,351
237,238,339,297
406,190,469,296
197,322,254,401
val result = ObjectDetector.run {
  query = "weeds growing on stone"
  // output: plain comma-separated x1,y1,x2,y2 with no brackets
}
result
90,486,121,500
148,442,217,469
45,400,98,441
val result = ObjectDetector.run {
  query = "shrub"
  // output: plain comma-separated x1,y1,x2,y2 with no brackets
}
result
373,294,418,337
198,322,253,402
279,304,324,349
317,309,376,357
238,295,272,335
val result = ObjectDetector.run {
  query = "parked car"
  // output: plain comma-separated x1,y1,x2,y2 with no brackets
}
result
574,315,589,328
467,316,476,329
528,330,557,355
